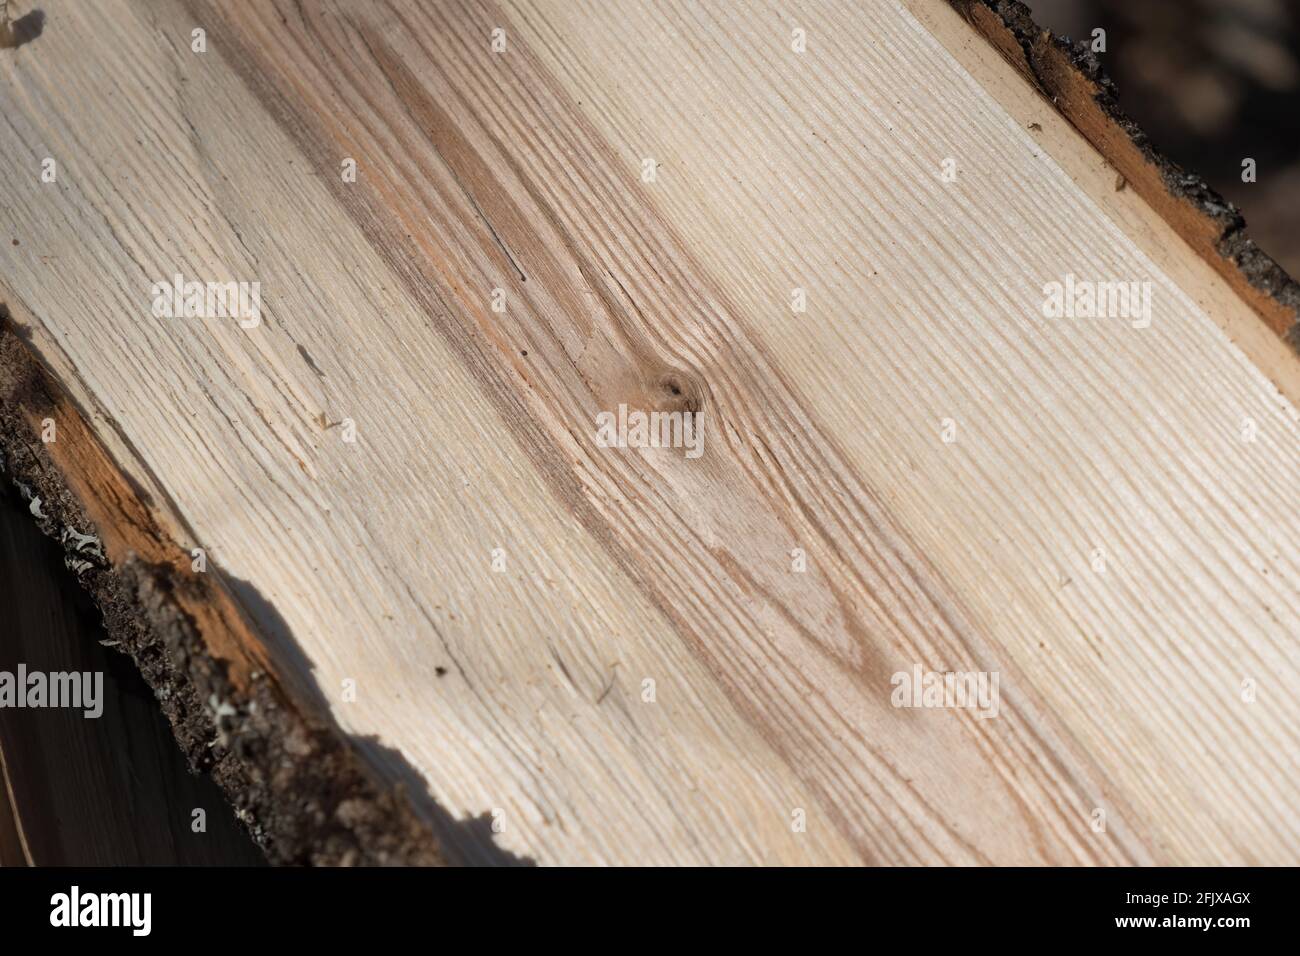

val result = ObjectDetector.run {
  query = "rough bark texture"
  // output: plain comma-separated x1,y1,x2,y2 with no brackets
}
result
0,311,445,866
949,0,1300,353
2,0,1296,866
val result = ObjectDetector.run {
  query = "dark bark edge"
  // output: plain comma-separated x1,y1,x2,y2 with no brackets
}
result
948,0,1300,354
0,310,445,866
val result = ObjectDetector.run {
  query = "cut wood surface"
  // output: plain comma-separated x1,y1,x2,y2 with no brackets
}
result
0,0,1297,865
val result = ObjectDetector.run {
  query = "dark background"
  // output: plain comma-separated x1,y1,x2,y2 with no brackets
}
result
0,484,264,865
1032,0,1300,272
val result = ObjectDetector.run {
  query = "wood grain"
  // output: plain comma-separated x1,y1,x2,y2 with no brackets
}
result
0,0,1296,864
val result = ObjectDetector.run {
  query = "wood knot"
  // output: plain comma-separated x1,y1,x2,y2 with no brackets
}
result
653,372,701,414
